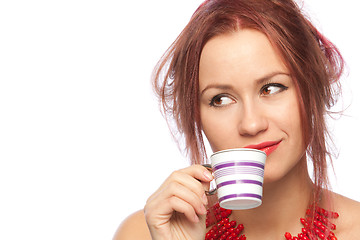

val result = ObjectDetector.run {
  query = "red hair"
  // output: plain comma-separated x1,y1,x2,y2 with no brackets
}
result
153,0,344,204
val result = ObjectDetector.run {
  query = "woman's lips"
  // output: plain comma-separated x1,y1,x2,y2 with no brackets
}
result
244,140,281,156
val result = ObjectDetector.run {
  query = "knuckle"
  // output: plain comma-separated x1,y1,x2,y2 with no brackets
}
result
171,197,191,212
167,181,180,192
169,170,182,180
168,196,178,206
143,203,156,221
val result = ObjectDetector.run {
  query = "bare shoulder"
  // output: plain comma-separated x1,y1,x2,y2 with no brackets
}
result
113,210,151,240
331,192,360,238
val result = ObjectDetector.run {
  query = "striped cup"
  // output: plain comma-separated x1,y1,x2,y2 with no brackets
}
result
210,148,266,210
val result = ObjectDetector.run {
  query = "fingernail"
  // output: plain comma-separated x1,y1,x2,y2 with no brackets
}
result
203,170,213,181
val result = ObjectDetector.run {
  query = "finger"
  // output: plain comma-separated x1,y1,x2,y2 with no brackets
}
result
146,179,207,218
169,196,201,223
182,164,214,183
145,185,206,226
201,181,211,192
165,181,207,216
171,165,213,192
146,165,211,207
166,170,209,205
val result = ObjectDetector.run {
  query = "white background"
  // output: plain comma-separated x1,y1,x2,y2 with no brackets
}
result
0,1,359,239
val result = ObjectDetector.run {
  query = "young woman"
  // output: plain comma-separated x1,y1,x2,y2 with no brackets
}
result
115,0,360,239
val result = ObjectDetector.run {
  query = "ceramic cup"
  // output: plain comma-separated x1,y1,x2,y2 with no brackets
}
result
210,148,266,210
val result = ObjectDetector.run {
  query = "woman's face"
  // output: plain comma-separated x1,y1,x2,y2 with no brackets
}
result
199,29,306,183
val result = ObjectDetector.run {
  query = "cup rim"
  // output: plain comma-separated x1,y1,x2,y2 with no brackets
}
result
211,148,266,157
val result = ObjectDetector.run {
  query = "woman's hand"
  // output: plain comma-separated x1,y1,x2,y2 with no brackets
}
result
144,165,213,240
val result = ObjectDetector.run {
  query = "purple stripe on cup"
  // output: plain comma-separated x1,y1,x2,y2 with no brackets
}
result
213,161,264,171
219,193,262,203
214,168,264,179
217,179,263,188
214,167,264,175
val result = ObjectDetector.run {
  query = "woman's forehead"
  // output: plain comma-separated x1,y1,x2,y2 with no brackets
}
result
199,29,289,88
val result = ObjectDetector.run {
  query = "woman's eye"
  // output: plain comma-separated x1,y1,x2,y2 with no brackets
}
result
260,83,288,96
209,94,235,107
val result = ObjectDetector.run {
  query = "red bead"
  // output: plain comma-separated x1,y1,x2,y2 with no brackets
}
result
237,224,244,231
320,208,328,217
204,203,338,240
330,223,336,230
319,224,326,232
316,220,323,228
205,232,212,239
308,231,316,239
317,232,326,239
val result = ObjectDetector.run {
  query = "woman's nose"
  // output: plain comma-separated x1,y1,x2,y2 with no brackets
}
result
237,103,268,137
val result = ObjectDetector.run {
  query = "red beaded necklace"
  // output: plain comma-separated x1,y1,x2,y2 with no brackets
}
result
205,203,339,240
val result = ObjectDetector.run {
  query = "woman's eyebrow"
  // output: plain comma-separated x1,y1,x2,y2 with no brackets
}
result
200,72,290,96
255,71,290,85
200,84,234,96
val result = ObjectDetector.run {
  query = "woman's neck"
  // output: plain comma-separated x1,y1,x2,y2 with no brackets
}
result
229,157,315,239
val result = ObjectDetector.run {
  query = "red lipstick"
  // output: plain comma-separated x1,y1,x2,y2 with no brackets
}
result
244,140,281,156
